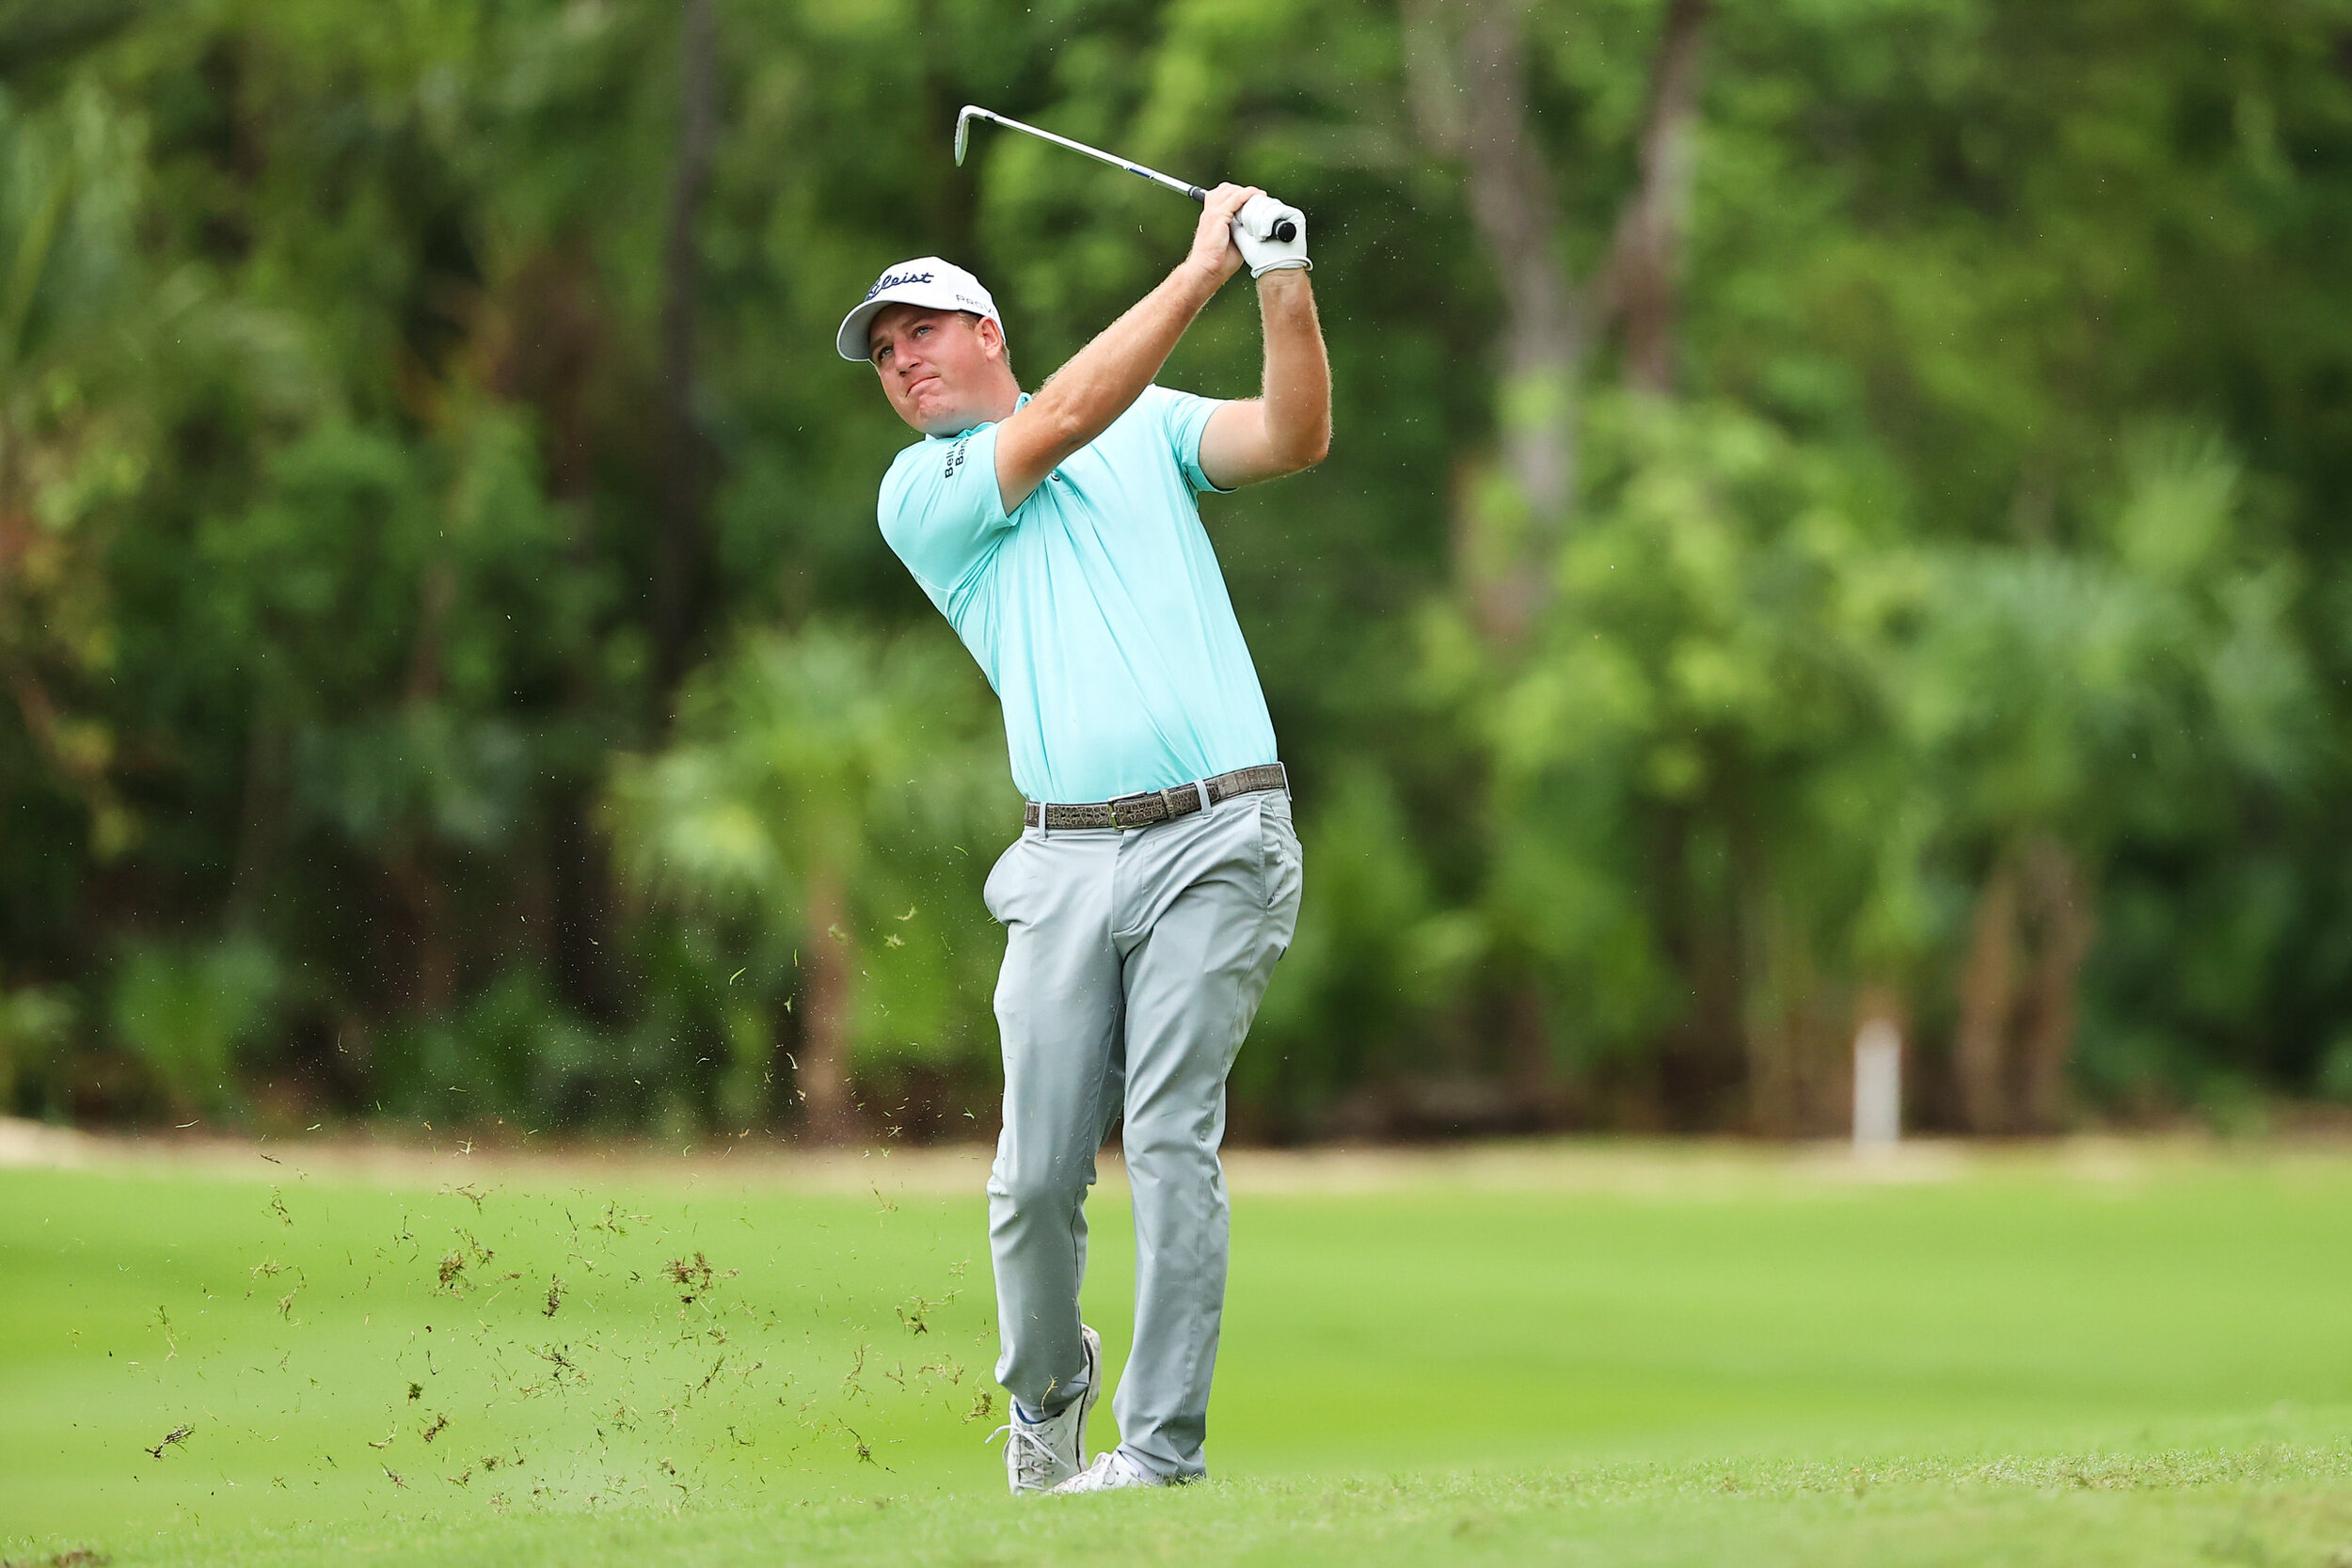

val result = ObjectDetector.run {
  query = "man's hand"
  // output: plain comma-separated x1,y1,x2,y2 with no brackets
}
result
1232,195,1310,277
1184,184,1260,287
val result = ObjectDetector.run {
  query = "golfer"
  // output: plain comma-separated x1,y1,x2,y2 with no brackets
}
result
836,183,1326,1493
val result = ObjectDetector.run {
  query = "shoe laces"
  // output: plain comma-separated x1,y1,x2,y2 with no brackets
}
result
986,1419,1066,1489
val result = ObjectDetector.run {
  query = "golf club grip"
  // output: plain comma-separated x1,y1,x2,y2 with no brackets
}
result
1226,198,1302,245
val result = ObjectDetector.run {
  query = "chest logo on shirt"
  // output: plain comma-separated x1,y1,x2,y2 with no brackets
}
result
943,440,967,480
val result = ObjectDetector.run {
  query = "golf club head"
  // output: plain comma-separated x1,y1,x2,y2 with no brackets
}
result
954,105,980,167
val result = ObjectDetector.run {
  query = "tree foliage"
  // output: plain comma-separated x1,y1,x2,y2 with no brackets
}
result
2,0,2349,1137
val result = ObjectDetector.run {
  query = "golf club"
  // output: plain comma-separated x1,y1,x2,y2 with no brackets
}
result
954,104,1299,245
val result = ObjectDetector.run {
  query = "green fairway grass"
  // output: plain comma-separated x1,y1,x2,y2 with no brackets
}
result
4,1138,2351,1565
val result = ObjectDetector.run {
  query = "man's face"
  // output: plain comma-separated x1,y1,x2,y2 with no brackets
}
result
867,305,1009,436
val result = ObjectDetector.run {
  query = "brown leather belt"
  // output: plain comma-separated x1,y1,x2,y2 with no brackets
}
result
1024,763,1289,832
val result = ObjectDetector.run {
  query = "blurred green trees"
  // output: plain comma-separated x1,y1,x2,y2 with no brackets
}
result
607,625,1010,1139
1,0,2348,1139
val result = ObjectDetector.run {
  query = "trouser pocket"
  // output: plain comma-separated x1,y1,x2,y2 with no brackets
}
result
1256,798,1304,918
982,834,1026,924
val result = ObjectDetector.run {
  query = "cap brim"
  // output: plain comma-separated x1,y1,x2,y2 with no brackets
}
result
838,277,1004,363
836,298,889,362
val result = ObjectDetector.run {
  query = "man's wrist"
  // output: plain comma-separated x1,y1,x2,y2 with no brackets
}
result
1171,254,1232,301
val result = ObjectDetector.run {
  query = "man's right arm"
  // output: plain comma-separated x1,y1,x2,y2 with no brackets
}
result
993,183,1260,513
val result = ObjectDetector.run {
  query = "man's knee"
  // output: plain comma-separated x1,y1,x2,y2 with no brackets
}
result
1117,1111,1220,1179
991,1153,1093,1216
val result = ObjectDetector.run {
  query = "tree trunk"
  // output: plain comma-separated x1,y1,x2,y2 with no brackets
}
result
391,559,458,1022
1651,805,1746,1127
1502,977,1557,1125
1744,886,1841,1136
1955,838,2094,1136
548,795,617,1022
654,0,718,706
1955,853,2020,1133
796,861,858,1144
1404,0,1718,640
1404,0,1580,643
1600,0,1712,395
389,848,457,1020
227,707,286,920
3,661,126,852
2019,835,2092,1133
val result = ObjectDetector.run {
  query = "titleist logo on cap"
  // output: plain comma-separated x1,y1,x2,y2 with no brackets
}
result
865,268,935,301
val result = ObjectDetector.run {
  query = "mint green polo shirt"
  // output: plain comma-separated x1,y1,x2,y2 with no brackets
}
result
878,387,1279,804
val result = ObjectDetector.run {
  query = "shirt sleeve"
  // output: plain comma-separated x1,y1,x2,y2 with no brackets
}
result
877,424,1015,600
1150,386,1234,495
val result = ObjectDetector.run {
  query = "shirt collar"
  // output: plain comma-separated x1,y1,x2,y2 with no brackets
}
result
939,391,1030,441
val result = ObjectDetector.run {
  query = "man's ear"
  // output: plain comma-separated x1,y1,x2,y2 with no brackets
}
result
977,314,1007,361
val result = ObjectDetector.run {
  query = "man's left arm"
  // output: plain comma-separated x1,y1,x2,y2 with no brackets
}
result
1197,271,1331,489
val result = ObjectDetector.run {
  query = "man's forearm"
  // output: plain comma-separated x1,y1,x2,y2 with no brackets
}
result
1018,262,1222,462
1193,268,1331,488
994,183,1258,508
1256,271,1330,467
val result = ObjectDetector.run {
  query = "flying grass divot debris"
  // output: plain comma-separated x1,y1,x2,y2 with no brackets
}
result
104,1163,991,1513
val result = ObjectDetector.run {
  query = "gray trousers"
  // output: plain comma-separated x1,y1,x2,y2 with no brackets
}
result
982,786,1303,1480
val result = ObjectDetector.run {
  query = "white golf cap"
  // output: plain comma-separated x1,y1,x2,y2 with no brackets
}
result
835,256,1004,362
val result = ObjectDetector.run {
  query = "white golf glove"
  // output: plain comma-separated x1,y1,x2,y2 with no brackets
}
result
1232,194,1310,277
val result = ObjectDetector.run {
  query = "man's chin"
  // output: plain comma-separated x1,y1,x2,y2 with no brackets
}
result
912,404,973,437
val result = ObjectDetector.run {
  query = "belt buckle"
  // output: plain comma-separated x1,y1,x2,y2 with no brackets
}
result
1106,790,1162,831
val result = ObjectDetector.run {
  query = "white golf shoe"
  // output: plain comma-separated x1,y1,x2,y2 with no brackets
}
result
989,1323,1102,1495
1049,1449,1167,1493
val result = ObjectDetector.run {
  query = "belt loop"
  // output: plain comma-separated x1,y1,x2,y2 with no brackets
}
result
1196,778,1212,815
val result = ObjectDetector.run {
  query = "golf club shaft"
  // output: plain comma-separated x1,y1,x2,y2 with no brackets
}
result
959,106,1204,202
